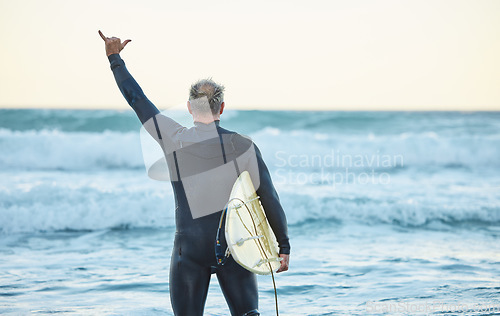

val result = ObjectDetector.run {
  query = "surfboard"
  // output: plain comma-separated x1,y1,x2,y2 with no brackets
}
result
225,171,282,275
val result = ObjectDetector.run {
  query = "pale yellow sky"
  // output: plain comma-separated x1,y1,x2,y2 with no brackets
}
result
0,0,499,111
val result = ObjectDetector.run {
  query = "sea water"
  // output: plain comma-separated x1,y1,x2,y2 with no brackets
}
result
0,110,499,315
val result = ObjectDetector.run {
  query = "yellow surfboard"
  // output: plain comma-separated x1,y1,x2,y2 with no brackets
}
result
225,171,282,275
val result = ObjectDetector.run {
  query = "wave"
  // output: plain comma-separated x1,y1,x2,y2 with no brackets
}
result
1,109,499,171
1,180,498,234
1,109,500,135
0,178,176,234
0,129,144,170
278,192,500,228
251,127,500,170
1,110,498,234
0,109,140,133
0,124,499,171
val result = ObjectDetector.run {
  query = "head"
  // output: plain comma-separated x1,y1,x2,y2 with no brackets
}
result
188,78,225,123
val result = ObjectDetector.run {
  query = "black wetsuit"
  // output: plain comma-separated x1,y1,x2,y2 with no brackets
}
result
107,54,290,316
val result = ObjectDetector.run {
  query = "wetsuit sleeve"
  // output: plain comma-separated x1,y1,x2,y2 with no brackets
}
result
254,144,291,255
107,54,185,149
108,54,160,124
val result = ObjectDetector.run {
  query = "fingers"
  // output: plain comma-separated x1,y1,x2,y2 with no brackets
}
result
99,31,130,56
282,261,289,272
98,30,107,41
277,263,288,273
121,39,132,50
276,254,289,273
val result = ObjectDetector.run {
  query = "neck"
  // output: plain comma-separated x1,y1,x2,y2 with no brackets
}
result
193,115,220,124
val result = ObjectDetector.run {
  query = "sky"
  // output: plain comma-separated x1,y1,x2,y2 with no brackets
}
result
0,0,499,111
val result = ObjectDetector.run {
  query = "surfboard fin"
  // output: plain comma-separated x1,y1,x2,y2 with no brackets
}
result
254,257,283,268
234,235,264,247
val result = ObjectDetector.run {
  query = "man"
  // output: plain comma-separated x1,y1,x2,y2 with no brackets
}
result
99,30,290,316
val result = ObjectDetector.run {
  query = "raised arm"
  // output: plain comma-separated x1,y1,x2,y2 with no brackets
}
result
99,30,160,124
99,30,186,154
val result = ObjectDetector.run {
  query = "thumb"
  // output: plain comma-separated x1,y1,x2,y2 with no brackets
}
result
121,39,132,50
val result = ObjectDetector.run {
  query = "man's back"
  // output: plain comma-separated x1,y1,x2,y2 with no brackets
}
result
156,120,258,219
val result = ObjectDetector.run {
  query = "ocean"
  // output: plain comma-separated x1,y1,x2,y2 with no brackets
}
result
0,109,499,315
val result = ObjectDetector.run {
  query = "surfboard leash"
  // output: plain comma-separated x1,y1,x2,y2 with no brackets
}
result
215,206,229,265
270,267,279,316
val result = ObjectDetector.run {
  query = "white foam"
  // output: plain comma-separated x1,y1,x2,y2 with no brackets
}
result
0,171,175,234
0,129,144,171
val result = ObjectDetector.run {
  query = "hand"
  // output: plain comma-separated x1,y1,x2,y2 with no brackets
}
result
276,254,289,273
98,30,131,57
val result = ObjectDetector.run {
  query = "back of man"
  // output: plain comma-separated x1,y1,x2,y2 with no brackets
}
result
160,119,263,315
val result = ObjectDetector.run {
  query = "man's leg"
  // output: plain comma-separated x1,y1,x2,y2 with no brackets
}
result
216,257,259,316
169,235,211,316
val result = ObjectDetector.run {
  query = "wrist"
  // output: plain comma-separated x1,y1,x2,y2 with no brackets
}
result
107,53,121,60
107,53,123,70
106,50,120,57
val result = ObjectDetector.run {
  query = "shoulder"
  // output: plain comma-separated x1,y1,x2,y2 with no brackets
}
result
218,127,256,152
